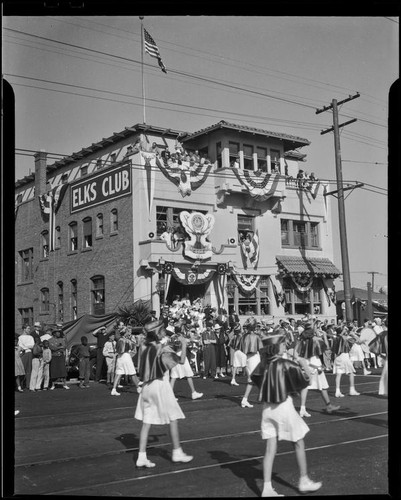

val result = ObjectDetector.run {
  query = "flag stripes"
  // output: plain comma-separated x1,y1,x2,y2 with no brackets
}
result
143,28,167,73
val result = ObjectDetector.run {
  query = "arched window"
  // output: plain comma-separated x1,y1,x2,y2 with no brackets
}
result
110,209,118,233
40,288,50,313
83,217,93,248
96,213,104,237
71,279,78,320
41,230,49,258
91,275,105,315
57,281,64,322
55,226,61,249
69,222,78,251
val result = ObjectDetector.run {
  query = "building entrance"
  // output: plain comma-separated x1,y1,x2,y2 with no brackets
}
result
166,276,207,305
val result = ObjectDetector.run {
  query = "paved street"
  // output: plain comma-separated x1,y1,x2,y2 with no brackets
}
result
13,371,389,497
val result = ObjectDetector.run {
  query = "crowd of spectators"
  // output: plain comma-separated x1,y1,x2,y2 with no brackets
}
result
15,307,387,403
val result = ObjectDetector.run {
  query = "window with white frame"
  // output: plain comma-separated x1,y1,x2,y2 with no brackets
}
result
41,230,49,258
40,288,50,313
237,214,254,243
57,281,64,322
243,144,254,171
280,219,320,249
83,217,93,248
229,142,240,167
69,222,78,251
91,275,105,315
270,149,281,173
257,147,268,172
96,213,104,237
110,209,118,233
55,226,61,249
19,307,34,327
19,248,33,282
71,279,78,320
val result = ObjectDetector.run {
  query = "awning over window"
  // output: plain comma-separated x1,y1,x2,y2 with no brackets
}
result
276,255,341,278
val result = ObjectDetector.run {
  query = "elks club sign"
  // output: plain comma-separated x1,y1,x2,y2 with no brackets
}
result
70,163,132,213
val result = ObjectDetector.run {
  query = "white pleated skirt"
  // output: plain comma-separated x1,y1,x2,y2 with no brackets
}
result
261,396,310,442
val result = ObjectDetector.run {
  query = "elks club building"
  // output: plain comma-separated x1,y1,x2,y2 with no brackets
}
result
15,120,341,328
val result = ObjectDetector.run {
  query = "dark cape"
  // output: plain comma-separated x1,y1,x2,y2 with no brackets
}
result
368,330,388,356
295,330,327,358
137,343,180,384
251,353,310,404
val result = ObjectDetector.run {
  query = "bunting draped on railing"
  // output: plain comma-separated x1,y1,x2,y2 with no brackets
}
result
230,168,281,201
232,273,260,295
155,156,213,198
290,274,314,292
38,184,68,251
172,266,216,286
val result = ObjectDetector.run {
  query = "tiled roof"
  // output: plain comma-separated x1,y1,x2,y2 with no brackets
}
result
276,255,341,277
182,120,311,147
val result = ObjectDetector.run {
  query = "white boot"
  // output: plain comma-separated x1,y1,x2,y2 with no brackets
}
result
172,447,193,463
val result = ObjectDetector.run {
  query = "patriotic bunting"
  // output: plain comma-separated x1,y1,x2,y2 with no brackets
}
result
232,273,260,295
240,230,260,269
231,168,282,201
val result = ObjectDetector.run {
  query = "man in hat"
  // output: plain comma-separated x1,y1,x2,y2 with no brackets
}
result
134,319,193,468
251,329,322,496
93,326,108,383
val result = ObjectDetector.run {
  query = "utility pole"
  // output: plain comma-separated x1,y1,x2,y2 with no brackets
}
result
316,93,360,323
367,271,379,292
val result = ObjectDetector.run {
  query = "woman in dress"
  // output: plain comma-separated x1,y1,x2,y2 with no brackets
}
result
15,334,25,392
332,326,360,398
135,320,193,468
368,320,388,396
48,329,69,390
111,327,140,396
229,324,247,386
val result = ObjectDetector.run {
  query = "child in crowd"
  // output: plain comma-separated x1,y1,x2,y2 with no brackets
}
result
251,330,322,497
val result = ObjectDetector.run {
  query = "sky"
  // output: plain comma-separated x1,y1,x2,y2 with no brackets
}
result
3,15,397,293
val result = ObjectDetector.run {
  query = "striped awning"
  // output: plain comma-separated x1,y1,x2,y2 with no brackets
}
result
276,255,341,277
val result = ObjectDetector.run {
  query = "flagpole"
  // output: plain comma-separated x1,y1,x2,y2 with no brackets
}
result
140,16,146,124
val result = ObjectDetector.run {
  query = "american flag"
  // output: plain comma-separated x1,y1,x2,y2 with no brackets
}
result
38,184,68,251
249,230,260,269
143,28,167,73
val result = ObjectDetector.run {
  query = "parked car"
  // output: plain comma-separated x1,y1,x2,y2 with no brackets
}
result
66,343,97,381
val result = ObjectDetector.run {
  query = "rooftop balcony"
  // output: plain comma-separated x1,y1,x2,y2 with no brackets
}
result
214,167,287,203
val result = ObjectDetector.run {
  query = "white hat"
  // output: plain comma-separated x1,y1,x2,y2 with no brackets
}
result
214,324,222,330
34,321,41,327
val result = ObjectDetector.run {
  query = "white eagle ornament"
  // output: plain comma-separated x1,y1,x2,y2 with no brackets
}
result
179,211,215,260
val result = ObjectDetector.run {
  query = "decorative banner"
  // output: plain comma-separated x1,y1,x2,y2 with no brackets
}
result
155,156,213,198
141,152,156,219
240,230,259,269
268,276,286,306
232,273,260,295
214,273,227,311
38,183,69,251
179,211,215,260
163,262,174,274
231,168,281,201
322,277,335,306
291,274,314,292
172,266,216,285
70,164,131,213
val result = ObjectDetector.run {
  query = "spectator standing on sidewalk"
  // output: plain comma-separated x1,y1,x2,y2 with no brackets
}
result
41,339,52,390
18,325,34,389
102,331,117,387
30,336,44,391
93,326,108,383
71,336,91,388
48,329,69,390
15,334,25,392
